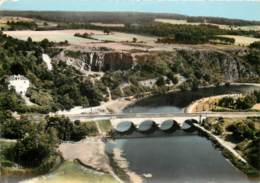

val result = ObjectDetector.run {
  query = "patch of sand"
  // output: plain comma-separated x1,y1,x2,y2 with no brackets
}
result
252,103,260,110
58,137,111,173
185,94,241,113
113,148,144,183
53,97,135,116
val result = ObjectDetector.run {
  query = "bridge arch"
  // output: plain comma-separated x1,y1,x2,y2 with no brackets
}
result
137,120,157,133
181,119,199,132
115,121,135,133
159,119,179,132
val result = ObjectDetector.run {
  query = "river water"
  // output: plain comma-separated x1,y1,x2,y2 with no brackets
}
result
124,84,260,113
4,85,259,183
107,85,260,183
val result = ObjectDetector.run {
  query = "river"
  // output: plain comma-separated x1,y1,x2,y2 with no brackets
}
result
123,84,260,113
106,84,260,183
4,84,259,183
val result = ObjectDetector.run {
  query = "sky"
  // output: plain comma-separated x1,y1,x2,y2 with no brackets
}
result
0,0,260,21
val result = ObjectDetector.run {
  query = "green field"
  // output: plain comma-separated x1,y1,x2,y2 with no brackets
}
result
24,161,118,183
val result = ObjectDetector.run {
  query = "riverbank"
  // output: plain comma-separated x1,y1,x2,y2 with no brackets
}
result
185,94,241,113
20,137,123,183
53,97,136,116
194,118,260,178
20,161,118,183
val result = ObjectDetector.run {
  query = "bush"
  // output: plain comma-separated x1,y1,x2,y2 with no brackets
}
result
1,119,33,139
218,97,235,108
229,121,256,141
236,95,256,110
249,41,260,49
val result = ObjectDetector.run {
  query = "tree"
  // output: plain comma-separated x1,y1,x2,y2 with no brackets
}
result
228,121,256,141
167,72,178,84
10,62,26,75
218,97,235,108
1,119,33,139
132,37,137,43
7,130,57,168
236,95,256,110
156,77,165,87
104,28,111,35
249,41,260,49
253,90,260,103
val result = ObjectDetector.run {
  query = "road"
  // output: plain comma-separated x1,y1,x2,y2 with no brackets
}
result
59,112,260,121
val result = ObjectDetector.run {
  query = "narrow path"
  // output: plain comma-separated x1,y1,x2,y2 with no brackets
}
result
107,87,112,101
21,95,36,106
95,121,103,136
193,124,247,163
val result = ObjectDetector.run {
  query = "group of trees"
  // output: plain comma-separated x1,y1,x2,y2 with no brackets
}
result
45,116,97,141
74,32,98,40
6,21,38,30
0,112,94,169
218,91,260,110
227,120,257,141
227,117,260,170
157,34,235,45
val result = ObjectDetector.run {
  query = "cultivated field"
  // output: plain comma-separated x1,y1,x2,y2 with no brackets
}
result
155,18,201,25
4,29,157,46
219,35,260,46
91,31,156,43
155,18,260,31
0,16,34,23
4,30,98,44
90,22,125,27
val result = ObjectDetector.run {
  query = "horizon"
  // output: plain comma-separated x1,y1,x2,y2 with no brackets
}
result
0,0,260,21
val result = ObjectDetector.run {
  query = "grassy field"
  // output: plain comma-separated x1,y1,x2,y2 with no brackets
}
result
218,35,260,46
24,161,118,183
97,120,112,134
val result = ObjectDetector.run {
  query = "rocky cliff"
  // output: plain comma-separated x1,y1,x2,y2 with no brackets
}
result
56,51,134,72
173,48,257,82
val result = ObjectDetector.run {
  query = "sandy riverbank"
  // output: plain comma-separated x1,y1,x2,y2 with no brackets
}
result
53,97,136,116
185,94,241,113
58,137,111,173
113,148,144,183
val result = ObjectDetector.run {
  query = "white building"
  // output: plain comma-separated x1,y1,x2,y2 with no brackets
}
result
7,75,30,96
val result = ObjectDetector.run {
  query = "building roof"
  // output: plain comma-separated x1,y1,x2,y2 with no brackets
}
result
6,75,29,82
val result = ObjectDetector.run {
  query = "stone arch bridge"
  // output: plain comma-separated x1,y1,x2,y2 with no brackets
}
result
66,112,260,133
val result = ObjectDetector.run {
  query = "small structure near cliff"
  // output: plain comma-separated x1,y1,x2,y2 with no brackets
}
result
42,53,53,71
7,75,30,96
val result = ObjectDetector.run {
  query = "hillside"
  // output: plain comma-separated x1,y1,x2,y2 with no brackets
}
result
0,28,259,114
1,11,260,26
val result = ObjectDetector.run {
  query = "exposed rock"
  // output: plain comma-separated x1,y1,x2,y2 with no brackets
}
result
56,51,134,72
174,48,257,82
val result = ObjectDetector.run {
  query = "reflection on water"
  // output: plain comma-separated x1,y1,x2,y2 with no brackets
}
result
118,85,260,183
124,85,260,113
106,131,256,183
